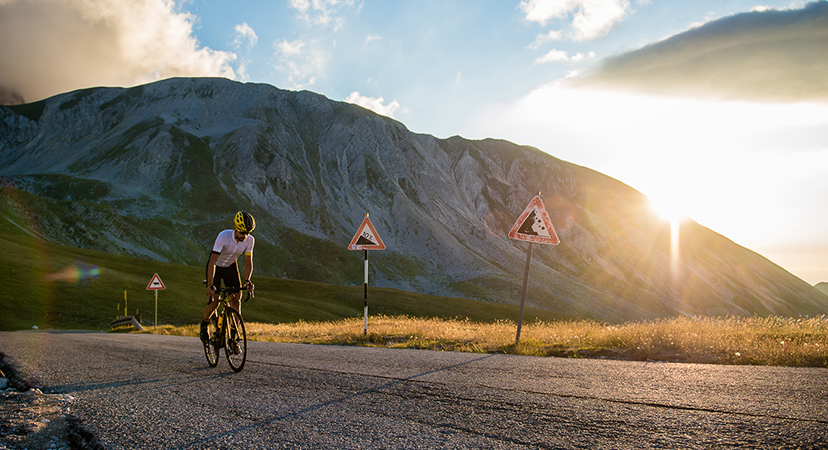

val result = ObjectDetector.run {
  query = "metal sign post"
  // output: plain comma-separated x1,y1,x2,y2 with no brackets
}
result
508,193,560,345
348,214,386,336
363,249,369,335
515,242,534,343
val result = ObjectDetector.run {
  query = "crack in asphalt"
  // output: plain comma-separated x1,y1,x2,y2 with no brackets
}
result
175,354,827,450
177,354,499,448
244,355,828,426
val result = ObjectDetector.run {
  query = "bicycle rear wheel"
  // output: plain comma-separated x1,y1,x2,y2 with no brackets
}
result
223,307,247,372
203,316,219,368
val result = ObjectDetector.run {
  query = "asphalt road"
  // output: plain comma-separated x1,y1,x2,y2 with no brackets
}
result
1,331,826,449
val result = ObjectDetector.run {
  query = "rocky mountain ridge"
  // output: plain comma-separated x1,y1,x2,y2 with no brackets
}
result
1,77,826,321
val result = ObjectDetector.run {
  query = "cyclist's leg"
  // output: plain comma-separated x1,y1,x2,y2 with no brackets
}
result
203,254,220,319
203,294,220,319
230,292,242,315
200,295,219,342
226,262,243,316
202,264,223,341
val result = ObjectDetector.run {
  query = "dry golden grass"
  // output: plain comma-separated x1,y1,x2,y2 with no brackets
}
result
148,315,828,367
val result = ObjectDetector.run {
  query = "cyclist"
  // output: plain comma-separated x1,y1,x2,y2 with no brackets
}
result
200,211,256,342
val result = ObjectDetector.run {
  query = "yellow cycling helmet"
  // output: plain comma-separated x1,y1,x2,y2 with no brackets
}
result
234,211,256,233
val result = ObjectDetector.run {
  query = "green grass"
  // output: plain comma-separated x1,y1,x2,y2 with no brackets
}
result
0,230,564,331
2,230,826,367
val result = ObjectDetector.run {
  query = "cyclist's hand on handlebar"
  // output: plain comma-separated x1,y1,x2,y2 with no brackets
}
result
206,286,216,296
243,280,254,301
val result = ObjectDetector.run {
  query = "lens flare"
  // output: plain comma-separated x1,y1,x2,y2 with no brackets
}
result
45,264,100,283
647,196,686,285
670,218,680,282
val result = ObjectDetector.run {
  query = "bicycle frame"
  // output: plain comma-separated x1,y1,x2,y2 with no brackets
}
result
203,285,252,372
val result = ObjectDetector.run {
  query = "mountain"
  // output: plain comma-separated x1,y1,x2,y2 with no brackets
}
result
816,283,828,296
1,77,826,321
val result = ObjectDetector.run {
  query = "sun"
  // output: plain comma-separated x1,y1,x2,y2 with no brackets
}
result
648,195,688,224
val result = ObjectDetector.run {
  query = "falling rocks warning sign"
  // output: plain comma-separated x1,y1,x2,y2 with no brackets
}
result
508,195,560,245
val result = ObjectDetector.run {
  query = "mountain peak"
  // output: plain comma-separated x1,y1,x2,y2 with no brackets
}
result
2,77,826,321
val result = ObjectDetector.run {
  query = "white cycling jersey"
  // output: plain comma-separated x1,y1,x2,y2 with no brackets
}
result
211,229,255,268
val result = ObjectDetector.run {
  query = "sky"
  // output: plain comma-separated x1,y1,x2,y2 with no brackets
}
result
1,0,826,285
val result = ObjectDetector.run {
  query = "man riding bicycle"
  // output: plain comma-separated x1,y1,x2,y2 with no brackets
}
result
200,211,256,342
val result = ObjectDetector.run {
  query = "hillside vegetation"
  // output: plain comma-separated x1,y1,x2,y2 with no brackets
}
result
3,231,825,368
151,315,828,367
0,231,568,332
3,77,826,322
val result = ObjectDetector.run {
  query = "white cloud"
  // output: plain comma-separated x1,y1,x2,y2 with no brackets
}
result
235,61,250,81
536,49,570,63
275,39,306,56
289,0,355,30
233,23,258,50
0,0,236,102
528,29,565,49
570,51,595,61
519,0,631,41
344,91,400,118
273,39,328,90
535,49,595,63
365,34,383,44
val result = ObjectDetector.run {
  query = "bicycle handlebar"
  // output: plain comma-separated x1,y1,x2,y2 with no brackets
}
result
202,281,255,302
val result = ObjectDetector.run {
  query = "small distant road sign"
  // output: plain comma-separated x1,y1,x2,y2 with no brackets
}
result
508,195,560,245
348,215,386,250
146,273,166,290
146,273,165,329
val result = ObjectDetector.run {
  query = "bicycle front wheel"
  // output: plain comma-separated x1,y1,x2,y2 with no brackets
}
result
223,307,247,372
203,316,219,368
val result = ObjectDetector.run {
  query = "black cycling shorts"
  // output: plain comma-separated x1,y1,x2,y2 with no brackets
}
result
207,261,241,290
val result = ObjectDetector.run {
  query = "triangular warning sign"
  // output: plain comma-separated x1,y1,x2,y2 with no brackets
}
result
348,216,386,250
146,273,166,290
508,195,560,245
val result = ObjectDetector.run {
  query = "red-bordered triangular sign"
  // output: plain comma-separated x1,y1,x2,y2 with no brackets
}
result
508,195,560,245
146,273,166,290
348,215,386,250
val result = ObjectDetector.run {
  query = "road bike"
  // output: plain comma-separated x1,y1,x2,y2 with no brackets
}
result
203,284,252,372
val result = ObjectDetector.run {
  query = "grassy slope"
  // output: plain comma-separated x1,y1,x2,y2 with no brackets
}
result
0,231,569,331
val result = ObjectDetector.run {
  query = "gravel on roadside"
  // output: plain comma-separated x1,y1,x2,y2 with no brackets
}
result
0,353,102,450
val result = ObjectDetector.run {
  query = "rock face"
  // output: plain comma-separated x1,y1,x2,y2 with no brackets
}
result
1,77,825,321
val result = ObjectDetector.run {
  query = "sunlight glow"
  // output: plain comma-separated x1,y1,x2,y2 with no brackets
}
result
670,218,680,283
648,195,687,224
460,84,828,268
649,196,683,283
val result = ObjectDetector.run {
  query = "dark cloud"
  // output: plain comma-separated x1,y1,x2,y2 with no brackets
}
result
0,86,25,105
571,1,828,102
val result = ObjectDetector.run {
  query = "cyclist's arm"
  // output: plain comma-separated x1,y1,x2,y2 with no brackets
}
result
243,253,253,289
206,252,220,296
